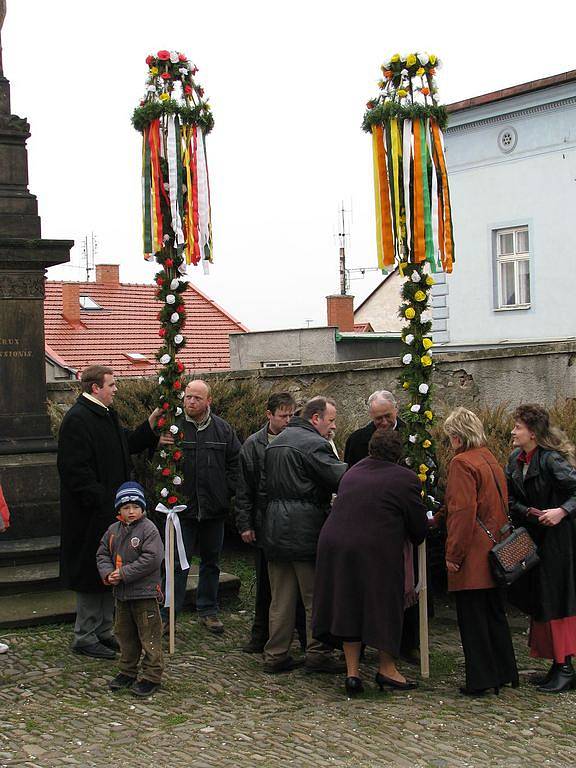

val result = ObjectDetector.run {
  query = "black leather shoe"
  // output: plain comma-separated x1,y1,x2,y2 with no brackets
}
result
263,656,305,674
459,686,499,697
99,635,120,652
109,673,136,691
242,640,265,654
375,672,418,691
345,676,364,696
304,657,347,674
537,663,576,693
73,642,116,660
131,679,161,697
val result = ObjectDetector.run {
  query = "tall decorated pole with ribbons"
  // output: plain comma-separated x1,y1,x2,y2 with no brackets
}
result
132,49,214,653
363,51,455,677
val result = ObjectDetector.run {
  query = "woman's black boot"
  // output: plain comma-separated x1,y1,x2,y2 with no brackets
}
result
537,657,575,693
344,676,364,696
530,662,557,686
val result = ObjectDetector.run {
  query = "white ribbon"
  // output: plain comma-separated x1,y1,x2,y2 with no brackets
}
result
155,502,189,608
167,115,185,248
402,119,412,257
195,128,211,263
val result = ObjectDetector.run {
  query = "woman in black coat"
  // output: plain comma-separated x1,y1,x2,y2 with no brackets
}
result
312,429,428,695
505,403,576,693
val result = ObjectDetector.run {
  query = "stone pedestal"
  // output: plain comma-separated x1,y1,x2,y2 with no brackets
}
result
0,30,73,541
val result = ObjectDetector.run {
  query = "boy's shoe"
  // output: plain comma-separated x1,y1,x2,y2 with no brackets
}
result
131,679,161,698
0,641,8,654
200,615,224,634
72,642,116,660
108,673,136,691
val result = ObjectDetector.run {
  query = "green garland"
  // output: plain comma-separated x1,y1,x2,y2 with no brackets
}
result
132,100,214,134
362,102,447,133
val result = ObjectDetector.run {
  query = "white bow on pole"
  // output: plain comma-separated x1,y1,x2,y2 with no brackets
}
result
155,503,189,608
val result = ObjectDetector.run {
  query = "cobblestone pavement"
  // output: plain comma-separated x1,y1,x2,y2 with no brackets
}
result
1,552,576,768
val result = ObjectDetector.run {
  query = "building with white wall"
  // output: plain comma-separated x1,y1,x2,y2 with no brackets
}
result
438,70,576,346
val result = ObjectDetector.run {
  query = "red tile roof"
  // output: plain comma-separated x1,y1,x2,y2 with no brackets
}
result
44,279,248,377
353,323,374,333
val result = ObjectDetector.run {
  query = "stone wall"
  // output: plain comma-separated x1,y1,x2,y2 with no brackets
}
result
47,340,576,428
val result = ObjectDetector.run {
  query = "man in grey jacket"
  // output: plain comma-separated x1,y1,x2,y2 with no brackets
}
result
261,396,347,674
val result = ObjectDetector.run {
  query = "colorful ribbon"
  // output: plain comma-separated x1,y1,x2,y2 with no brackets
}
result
155,502,189,609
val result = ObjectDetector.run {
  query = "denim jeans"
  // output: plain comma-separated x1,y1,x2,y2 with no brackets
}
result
161,516,225,620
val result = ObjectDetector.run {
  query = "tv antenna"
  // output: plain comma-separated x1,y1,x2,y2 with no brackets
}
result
81,232,98,281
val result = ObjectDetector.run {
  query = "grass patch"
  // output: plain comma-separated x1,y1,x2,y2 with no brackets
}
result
163,713,189,727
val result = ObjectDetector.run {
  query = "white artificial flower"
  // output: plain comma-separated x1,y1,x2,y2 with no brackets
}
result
163,234,171,243
411,271,421,283
170,278,179,290
405,334,415,345
405,457,413,466
402,354,412,365
156,465,162,471
409,434,417,444
179,67,188,75
147,85,157,93
161,488,169,498
166,294,176,304
430,473,435,484
382,60,391,70
160,450,167,459
173,476,182,485
179,391,185,399
174,334,184,345
169,51,179,64
175,407,183,416
158,376,164,384
170,312,180,323
401,68,408,76
410,404,421,413
160,354,171,365
169,425,179,435
417,52,429,66
418,383,429,394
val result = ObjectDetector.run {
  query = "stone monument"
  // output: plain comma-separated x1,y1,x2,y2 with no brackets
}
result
0,3,73,539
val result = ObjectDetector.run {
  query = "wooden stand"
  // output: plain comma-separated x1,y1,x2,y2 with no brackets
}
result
168,517,175,655
418,541,430,678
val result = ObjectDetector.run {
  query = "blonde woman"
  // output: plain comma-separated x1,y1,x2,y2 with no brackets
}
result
443,407,518,696
506,404,576,693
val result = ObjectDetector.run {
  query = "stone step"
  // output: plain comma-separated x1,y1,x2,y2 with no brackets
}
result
0,560,60,595
0,567,240,628
0,535,60,566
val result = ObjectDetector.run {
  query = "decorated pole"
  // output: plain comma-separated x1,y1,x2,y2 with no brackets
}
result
132,49,214,653
363,51,455,678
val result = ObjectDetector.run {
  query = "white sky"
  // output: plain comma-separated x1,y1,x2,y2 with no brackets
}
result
4,1,576,330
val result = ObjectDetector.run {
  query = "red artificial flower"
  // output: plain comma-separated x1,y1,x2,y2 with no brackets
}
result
140,100,145,106
162,402,170,411
177,305,185,314
162,468,171,477
366,100,375,109
184,85,192,96
178,53,187,62
164,258,173,267
168,495,178,505
156,276,164,286
157,417,166,428
157,50,170,61
176,362,184,373
173,450,182,461
173,380,182,390
191,66,198,75
146,55,155,66
160,72,171,81
159,328,166,337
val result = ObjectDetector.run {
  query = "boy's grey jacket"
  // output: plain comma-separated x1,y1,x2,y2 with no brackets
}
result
96,516,164,601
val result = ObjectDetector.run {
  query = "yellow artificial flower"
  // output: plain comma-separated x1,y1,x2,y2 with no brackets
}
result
150,66,159,75
422,338,433,350
159,92,170,101
426,276,435,286
418,473,427,483
421,489,426,497
414,290,426,302
399,261,408,276
403,381,410,389
422,439,432,449
419,464,429,474
397,89,408,98
421,356,433,367
391,53,400,62
416,67,425,76
429,54,437,65
424,410,433,420
405,307,415,319
406,53,417,67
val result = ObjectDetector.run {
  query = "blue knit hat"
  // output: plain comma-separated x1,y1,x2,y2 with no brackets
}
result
114,481,147,512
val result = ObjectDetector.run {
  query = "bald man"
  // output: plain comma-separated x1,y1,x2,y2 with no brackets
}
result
161,379,240,634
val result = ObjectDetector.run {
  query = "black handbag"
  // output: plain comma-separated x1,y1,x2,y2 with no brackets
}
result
476,461,540,587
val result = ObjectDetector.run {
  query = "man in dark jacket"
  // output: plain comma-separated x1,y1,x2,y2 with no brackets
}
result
261,396,347,674
235,392,306,653
162,379,240,634
58,365,161,659
344,389,405,466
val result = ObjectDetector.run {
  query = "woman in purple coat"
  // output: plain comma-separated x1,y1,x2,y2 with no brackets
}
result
313,429,428,695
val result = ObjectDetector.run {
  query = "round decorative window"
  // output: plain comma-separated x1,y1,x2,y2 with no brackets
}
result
498,126,518,154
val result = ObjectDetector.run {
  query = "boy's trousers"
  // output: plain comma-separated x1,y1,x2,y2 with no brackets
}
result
115,598,164,683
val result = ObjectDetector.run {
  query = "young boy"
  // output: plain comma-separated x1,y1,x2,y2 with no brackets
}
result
96,481,164,697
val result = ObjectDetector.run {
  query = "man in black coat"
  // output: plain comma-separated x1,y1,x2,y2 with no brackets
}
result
58,365,161,659
235,392,306,653
261,396,347,674
162,379,241,634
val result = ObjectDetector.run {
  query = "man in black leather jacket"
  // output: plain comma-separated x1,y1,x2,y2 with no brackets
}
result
261,396,347,674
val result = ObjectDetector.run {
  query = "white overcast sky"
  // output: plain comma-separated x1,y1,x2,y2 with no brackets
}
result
4,1,576,330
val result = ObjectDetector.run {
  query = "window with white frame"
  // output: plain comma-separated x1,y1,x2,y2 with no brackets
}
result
495,226,530,309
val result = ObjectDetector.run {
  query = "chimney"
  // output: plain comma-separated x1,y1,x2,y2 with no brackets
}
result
95,264,120,285
326,294,355,332
62,283,81,325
